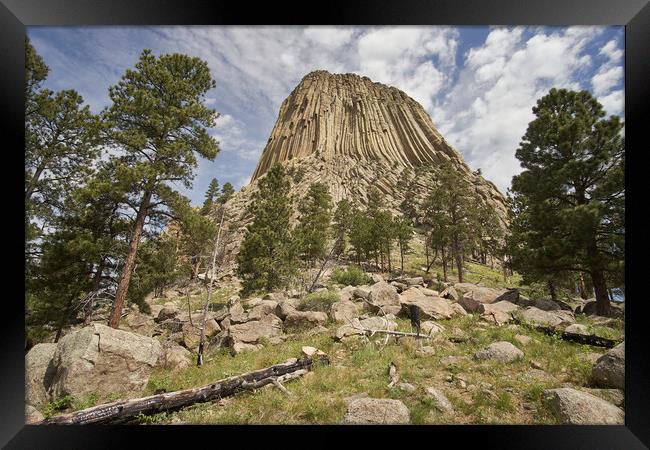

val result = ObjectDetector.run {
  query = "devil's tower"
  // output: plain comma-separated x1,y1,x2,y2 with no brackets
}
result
217,70,508,271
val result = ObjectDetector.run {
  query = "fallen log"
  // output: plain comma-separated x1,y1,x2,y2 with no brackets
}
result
510,313,619,348
40,356,327,425
536,326,619,348
362,328,433,339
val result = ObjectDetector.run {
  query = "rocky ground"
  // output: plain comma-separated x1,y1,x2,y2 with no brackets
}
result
25,258,625,425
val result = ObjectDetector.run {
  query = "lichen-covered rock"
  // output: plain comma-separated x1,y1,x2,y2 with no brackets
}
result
425,387,454,413
543,388,624,424
366,282,400,311
564,323,590,335
520,307,575,328
592,342,625,390
420,321,444,336
156,305,179,322
474,341,524,363
46,324,162,401
160,344,192,371
247,300,279,321
454,283,510,305
359,316,397,331
404,276,424,286
284,310,328,329
25,405,44,424
226,320,283,345
330,300,359,323
399,289,455,320
342,397,410,424
25,343,56,408
182,319,221,350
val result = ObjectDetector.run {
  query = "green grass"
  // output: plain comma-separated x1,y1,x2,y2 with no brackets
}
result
134,307,621,425
298,290,340,312
330,266,371,286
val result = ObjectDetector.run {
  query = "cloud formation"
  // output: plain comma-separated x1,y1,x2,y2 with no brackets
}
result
28,25,623,203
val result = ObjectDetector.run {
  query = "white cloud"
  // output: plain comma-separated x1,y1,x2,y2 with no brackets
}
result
591,38,624,115
599,89,624,117
436,26,605,193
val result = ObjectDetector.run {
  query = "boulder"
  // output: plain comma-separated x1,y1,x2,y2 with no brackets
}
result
439,286,459,301
156,305,179,322
247,300,279,321
449,303,468,316
480,309,512,325
353,286,372,300
339,286,356,302
330,300,359,323
284,310,328,329
515,295,536,307
404,276,424,287
335,318,366,340
359,316,398,331
263,292,286,302
399,289,456,320
123,310,156,337
275,300,298,320
534,298,563,311
543,388,624,424
46,324,162,401
25,405,44,425
390,281,408,292
160,344,192,371
342,397,410,424
425,387,454,413
226,320,283,345
592,342,625,390
25,343,56,407
520,307,575,328
369,273,384,284
420,321,444,336
564,323,590,335
474,341,524,363
485,301,519,314
453,283,514,304
514,334,532,346
228,302,249,324
182,319,220,350
366,282,401,312
582,388,625,407
418,287,439,297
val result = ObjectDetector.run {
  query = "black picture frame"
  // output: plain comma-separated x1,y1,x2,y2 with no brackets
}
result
2,0,648,448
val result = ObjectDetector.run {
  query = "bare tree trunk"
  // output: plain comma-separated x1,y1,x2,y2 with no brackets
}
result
84,259,106,325
197,206,225,366
547,279,557,302
591,269,611,316
441,247,448,282
108,190,152,328
578,273,588,300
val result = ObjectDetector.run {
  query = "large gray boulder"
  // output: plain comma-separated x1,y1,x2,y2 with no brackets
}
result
247,300,279,321
592,342,625,390
46,324,162,401
226,317,283,345
399,288,456,320
25,343,57,408
342,397,410,424
330,300,359,323
181,318,221,350
520,307,575,328
335,318,365,340
284,310,328,328
474,341,524,363
359,316,398,331
543,388,624,424
366,282,401,314
159,343,192,371
425,387,454,413
454,283,517,305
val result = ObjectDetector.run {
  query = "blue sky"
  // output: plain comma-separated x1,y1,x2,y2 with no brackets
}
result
28,26,624,205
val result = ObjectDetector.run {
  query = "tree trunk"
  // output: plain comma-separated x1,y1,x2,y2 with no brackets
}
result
454,237,463,283
41,357,323,425
108,190,152,328
578,273,588,300
197,206,225,366
84,259,106,325
441,247,448,282
399,241,404,273
590,269,611,316
547,279,557,302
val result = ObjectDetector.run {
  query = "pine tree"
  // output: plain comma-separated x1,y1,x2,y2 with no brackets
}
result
201,178,220,214
393,216,414,273
508,88,624,315
295,182,332,265
219,182,235,204
104,49,220,327
236,164,296,295
332,198,353,256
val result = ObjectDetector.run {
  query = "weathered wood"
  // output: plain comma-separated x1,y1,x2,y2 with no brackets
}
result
511,313,619,348
40,356,326,425
538,327,619,348
362,328,432,339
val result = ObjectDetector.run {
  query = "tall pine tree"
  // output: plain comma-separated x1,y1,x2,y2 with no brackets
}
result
508,88,624,315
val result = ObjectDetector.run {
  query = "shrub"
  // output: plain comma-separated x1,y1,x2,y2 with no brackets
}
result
331,266,370,286
298,290,340,312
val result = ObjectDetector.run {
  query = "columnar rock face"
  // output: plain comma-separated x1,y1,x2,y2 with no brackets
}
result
252,70,466,180
214,70,508,273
